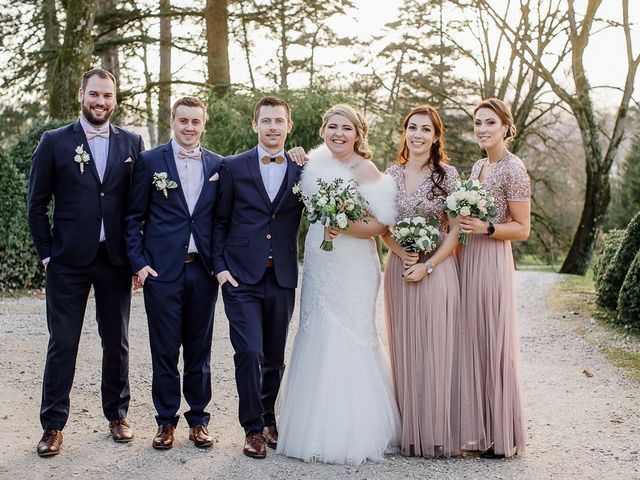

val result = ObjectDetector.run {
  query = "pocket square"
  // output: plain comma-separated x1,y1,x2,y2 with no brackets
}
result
209,173,219,182
124,157,133,163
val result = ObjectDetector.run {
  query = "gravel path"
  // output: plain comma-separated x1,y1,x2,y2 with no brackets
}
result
0,271,638,479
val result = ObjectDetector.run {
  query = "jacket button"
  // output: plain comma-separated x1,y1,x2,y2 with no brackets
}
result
100,192,105,197
271,214,276,219
266,234,272,240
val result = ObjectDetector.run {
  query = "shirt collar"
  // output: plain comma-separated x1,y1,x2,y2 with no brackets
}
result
79,116,110,135
172,139,201,157
257,145,285,163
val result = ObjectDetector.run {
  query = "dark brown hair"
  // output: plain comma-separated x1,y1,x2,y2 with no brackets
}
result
473,98,517,143
171,96,207,121
253,96,291,122
396,104,449,199
81,68,117,91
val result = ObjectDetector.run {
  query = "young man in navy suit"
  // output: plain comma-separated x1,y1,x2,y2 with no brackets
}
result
125,96,222,450
214,96,303,458
28,68,144,457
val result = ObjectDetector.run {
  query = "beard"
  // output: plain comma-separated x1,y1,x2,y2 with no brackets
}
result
81,102,113,126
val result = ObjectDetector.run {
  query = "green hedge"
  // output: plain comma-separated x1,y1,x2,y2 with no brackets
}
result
596,212,640,310
617,249,640,328
0,150,44,290
593,229,625,289
6,118,71,175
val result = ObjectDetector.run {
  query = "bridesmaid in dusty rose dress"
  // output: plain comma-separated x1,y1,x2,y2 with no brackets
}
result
457,98,531,458
382,105,461,457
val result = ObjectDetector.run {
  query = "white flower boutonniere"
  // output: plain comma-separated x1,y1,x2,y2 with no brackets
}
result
74,145,90,174
152,172,178,198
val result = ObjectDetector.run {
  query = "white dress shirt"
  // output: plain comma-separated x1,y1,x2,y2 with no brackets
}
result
80,116,109,242
257,145,288,202
172,139,204,254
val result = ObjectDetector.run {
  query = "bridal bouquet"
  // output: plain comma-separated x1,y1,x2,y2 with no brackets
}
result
293,178,367,251
443,177,496,245
392,215,440,254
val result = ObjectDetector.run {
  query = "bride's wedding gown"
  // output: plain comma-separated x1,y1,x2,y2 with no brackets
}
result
276,145,401,465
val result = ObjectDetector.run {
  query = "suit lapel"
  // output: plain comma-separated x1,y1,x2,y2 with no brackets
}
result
100,124,121,184
162,143,190,214
72,120,101,183
247,147,273,209
192,149,216,214
273,154,297,213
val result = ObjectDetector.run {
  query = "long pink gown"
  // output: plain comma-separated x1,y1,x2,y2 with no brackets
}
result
458,152,530,457
384,163,461,457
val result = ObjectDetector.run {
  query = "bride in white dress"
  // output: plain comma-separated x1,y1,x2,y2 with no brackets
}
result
276,104,401,465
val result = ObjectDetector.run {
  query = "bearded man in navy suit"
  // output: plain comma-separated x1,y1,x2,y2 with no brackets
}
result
125,96,222,450
28,68,144,457
214,96,303,458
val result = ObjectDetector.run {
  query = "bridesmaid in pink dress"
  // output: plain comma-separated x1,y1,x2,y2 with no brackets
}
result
382,105,461,457
457,98,531,458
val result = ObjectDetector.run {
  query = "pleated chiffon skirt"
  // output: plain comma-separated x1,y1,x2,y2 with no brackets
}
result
384,252,461,457
457,234,526,457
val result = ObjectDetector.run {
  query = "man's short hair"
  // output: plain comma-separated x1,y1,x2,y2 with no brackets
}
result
253,96,291,123
81,68,117,91
171,96,208,121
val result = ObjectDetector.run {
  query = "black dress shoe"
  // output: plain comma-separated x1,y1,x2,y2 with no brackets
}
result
480,447,506,459
263,423,278,449
152,424,175,450
37,429,63,457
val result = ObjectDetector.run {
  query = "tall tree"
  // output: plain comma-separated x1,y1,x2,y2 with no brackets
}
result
480,0,640,274
205,0,230,96
157,0,172,143
97,0,122,123
49,0,98,119
608,119,640,229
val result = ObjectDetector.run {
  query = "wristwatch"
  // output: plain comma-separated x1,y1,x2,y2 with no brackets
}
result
424,261,434,274
485,222,495,236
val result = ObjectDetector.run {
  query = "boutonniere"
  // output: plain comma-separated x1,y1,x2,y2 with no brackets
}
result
152,172,178,198
74,145,91,174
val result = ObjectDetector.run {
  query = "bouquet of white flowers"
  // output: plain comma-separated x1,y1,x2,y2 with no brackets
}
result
443,177,496,245
293,177,368,251
392,215,440,254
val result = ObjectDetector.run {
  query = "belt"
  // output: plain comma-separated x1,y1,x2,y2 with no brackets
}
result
185,252,199,263
266,258,274,268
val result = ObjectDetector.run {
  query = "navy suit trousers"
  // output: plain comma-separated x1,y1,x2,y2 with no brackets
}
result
41,243,131,430
221,267,295,433
143,259,217,427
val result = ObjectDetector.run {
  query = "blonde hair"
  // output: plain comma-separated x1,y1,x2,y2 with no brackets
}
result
320,104,372,159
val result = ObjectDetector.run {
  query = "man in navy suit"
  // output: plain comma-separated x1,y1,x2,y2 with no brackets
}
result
214,96,303,458
28,68,144,457
125,96,222,450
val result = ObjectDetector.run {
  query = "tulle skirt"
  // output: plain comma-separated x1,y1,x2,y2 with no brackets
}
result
457,234,526,457
384,252,461,457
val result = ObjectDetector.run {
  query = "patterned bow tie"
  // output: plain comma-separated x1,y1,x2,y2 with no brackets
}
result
261,155,285,165
177,149,201,160
84,127,110,139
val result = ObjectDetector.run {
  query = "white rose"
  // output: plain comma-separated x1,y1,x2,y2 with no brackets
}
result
398,227,410,237
446,198,458,210
75,146,83,154
414,216,426,224
460,206,471,216
336,213,348,229
317,196,328,207
419,228,427,236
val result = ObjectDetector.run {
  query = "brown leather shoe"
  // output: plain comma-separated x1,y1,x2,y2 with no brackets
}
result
189,424,213,448
37,429,63,457
152,424,175,450
109,418,134,443
243,431,267,458
263,423,278,449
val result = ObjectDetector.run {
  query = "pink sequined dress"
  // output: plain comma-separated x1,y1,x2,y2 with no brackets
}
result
383,163,461,457
457,152,530,457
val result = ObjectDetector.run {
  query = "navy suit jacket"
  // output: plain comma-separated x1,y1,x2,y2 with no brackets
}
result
27,119,144,267
125,142,222,282
213,146,303,289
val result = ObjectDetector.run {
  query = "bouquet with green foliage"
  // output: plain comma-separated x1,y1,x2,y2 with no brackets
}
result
443,177,496,245
392,215,440,254
293,177,367,251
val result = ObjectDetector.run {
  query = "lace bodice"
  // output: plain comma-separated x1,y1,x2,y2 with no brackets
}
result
385,163,459,233
469,152,530,224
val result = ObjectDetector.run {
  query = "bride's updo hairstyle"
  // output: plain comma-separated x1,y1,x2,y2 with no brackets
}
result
473,98,517,145
396,104,449,199
320,104,373,160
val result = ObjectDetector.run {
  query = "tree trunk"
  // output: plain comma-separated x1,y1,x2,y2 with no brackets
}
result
238,1,256,90
98,0,121,123
49,0,98,120
278,1,289,89
41,0,60,95
157,0,172,144
205,0,230,97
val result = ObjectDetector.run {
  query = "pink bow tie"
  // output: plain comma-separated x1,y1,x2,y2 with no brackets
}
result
177,149,201,160
84,127,110,139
